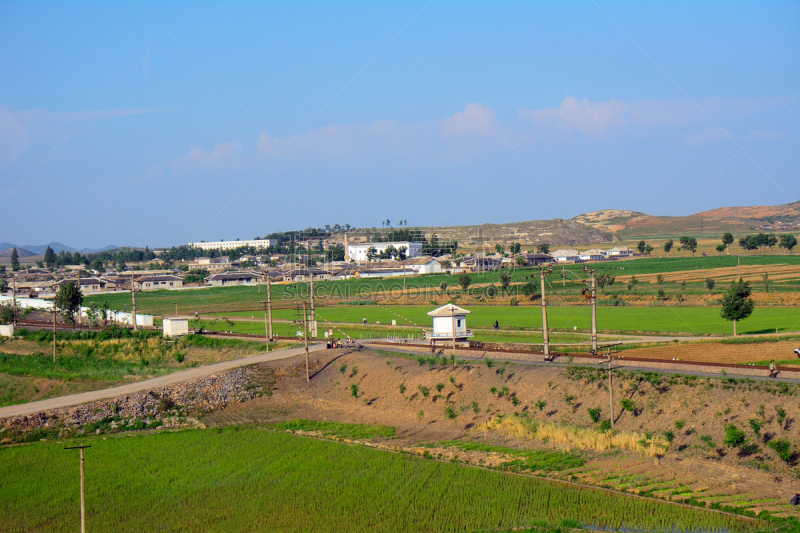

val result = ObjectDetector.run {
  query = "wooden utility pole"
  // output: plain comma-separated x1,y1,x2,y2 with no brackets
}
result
590,268,597,355
11,277,16,325
303,302,310,382
75,271,81,325
64,444,90,533
130,272,137,332
266,277,273,341
260,300,270,352
52,307,57,362
451,311,457,362
173,301,178,317
309,273,316,338
608,355,614,428
540,267,550,358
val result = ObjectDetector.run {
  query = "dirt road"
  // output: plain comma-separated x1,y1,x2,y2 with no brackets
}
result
0,343,327,419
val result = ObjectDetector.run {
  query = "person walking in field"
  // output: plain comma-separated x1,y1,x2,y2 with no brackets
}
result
769,360,779,379
362,317,367,325
494,320,499,330
430,339,435,354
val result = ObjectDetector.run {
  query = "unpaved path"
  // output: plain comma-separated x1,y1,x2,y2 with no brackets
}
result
0,343,327,419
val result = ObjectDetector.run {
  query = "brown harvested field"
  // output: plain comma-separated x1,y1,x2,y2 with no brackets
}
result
616,264,800,284
622,340,800,365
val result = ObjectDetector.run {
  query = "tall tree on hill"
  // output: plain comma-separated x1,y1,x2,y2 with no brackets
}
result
10,248,20,271
722,232,734,254
720,278,754,336
44,246,56,268
55,281,83,330
779,234,797,254
536,243,550,254
663,239,673,255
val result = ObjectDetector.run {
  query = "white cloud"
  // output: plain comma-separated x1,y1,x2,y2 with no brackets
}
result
0,107,31,169
442,103,497,136
687,126,732,146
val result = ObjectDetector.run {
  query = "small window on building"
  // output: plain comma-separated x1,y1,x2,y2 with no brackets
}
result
457,319,462,327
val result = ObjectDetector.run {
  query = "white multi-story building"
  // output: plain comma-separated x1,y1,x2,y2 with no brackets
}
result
346,241,423,262
189,239,277,251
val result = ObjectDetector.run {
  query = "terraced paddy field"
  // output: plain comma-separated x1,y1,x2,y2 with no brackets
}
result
0,428,766,532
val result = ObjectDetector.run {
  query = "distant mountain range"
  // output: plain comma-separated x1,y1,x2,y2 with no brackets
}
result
0,242,119,256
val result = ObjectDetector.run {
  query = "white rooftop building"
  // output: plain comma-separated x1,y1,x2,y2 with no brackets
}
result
346,241,423,262
189,239,277,251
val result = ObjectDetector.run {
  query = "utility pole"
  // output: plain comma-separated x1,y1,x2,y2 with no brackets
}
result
451,311,457,362
590,268,597,355
540,266,551,358
303,302,310,383
130,272,137,332
76,271,81,325
173,301,178,317
64,444,90,533
309,273,316,338
11,276,16,326
52,307,57,362
260,300,270,352
266,277,273,341
608,353,614,429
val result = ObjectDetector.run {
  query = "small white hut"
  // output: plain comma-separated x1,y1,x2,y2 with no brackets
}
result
427,304,473,346
163,316,190,338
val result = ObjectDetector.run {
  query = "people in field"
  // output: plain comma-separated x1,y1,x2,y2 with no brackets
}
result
494,320,499,330
790,493,799,506
769,360,779,379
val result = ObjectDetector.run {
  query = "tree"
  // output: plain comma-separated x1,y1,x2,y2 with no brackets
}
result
396,246,407,260
439,281,448,292
779,234,797,254
596,271,615,294
511,242,521,254
498,271,512,291
366,246,377,263
739,235,759,251
722,232,734,254
495,244,504,254
627,275,638,293
715,244,726,253
54,281,83,329
663,239,673,255
10,248,19,271
536,243,550,254
644,244,654,255
720,279,754,336
44,245,56,268
637,240,646,254
459,273,472,290
705,278,715,291
0,278,7,292
486,284,497,298
679,236,697,254
515,255,527,266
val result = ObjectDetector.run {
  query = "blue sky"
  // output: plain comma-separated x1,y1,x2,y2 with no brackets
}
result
1,1,798,249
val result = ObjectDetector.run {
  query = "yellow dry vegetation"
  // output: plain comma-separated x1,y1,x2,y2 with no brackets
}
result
486,415,670,458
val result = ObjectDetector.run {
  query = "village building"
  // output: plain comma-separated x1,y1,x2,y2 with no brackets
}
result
551,249,581,263
206,271,263,287
188,239,277,251
606,247,634,258
134,275,184,291
579,249,607,262
346,241,423,262
162,316,189,338
427,303,473,346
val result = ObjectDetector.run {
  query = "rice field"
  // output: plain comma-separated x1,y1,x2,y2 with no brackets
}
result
0,428,765,532
212,305,800,336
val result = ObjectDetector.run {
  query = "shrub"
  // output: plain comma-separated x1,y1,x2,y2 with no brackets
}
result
444,405,457,419
663,430,675,443
563,394,577,407
339,363,347,374
588,407,602,423
449,376,456,385
485,358,494,368
490,386,498,395
723,424,746,448
418,385,430,398
511,396,520,407
739,442,759,455
748,418,763,436
471,401,480,414
535,400,547,411
767,438,793,462
620,399,637,414
674,419,686,430
776,407,787,426
349,366,359,377
172,351,185,363
398,383,407,394
417,410,424,420
435,383,445,393
350,384,359,399
599,420,611,433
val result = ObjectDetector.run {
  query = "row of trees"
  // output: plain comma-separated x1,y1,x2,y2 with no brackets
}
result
738,233,796,253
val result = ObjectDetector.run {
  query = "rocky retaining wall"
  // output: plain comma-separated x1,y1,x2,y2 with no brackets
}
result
1,367,265,439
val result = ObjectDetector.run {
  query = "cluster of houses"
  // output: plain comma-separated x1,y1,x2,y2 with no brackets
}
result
2,242,638,299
